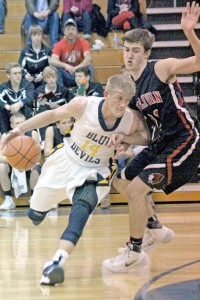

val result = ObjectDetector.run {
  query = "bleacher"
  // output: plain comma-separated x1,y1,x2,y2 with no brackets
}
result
0,0,200,206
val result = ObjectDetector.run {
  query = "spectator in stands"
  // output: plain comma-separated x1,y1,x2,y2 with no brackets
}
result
35,66,70,145
0,0,7,34
62,0,92,40
0,113,40,210
44,118,73,157
24,0,60,47
69,66,104,100
107,0,156,33
0,63,35,134
50,18,93,88
19,25,52,88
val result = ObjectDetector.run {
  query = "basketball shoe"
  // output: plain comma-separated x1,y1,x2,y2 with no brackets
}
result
40,250,68,285
103,244,149,273
142,225,175,253
0,196,16,210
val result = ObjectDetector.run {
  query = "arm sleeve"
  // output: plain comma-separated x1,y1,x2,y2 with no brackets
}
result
21,82,35,107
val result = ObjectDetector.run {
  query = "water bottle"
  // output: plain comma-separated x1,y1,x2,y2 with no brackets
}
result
77,79,86,96
113,32,118,48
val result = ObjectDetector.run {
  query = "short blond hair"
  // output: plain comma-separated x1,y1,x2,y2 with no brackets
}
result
5,62,21,74
43,66,58,79
29,24,43,37
10,112,26,125
105,74,135,98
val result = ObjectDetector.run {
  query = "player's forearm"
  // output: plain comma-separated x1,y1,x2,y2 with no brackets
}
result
19,110,57,133
123,130,149,146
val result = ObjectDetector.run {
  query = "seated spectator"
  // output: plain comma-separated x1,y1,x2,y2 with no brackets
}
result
0,0,7,34
19,25,52,88
62,0,92,40
24,0,60,47
69,66,104,100
107,0,156,33
0,113,41,210
35,66,70,144
44,118,73,157
50,18,93,88
0,63,35,134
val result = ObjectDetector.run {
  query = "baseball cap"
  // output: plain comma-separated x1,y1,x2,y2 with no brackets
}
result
64,18,77,28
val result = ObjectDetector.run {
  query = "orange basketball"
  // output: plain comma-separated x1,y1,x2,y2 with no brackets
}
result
5,135,41,171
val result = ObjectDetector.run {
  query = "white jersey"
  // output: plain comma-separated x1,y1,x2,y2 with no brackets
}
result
64,96,134,168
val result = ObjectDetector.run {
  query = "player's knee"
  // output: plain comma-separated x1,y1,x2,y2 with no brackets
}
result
28,208,48,226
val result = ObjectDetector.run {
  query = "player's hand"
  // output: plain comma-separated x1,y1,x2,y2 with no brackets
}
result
0,128,23,149
113,143,131,159
181,1,200,33
107,133,125,148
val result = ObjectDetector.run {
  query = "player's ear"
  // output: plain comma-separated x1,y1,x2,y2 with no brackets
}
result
145,49,151,59
104,90,109,98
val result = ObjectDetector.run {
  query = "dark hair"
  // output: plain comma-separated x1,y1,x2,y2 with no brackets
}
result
75,66,90,77
123,29,155,52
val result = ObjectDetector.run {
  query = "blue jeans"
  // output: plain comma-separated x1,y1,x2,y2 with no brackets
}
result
61,12,92,35
0,0,7,30
25,11,60,46
56,65,94,88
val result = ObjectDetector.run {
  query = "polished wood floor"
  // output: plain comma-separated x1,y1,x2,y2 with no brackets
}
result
0,204,200,300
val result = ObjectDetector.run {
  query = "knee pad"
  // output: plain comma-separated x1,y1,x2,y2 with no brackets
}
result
28,208,48,226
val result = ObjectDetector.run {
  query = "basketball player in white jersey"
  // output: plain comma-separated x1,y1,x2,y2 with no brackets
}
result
2,74,151,285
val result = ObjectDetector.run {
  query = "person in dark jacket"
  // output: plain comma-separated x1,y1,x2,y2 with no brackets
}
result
24,0,60,47
107,0,156,34
69,66,104,100
19,25,52,88
0,63,35,134
35,65,70,143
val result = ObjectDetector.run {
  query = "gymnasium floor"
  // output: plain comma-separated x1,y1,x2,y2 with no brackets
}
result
0,204,200,300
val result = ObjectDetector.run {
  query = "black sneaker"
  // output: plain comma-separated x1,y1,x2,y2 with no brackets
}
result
40,261,64,285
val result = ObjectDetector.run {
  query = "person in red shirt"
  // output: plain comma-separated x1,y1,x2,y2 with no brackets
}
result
50,18,93,87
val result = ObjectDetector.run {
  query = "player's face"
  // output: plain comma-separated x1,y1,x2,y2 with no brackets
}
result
11,117,26,129
57,118,72,134
123,41,148,72
64,26,78,42
45,75,57,88
106,91,131,118
31,32,43,46
75,72,89,85
8,67,22,84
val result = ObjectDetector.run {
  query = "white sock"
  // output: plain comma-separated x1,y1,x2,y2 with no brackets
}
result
53,249,69,266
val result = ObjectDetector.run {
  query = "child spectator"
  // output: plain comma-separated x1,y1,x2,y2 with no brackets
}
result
62,0,92,40
69,66,104,100
44,118,73,157
24,0,60,47
0,0,7,34
35,66,70,145
0,63,35,134
19,25,52,88
0,113,41,210
50,18,93,88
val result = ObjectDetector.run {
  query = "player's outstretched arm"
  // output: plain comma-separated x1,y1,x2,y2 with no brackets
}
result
1,97,87,148
181,1,200,61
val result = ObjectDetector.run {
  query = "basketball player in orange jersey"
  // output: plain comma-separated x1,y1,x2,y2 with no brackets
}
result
0,112,40,210
102,1,200,272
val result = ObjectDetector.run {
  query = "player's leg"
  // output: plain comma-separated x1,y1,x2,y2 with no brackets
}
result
0,163,15,210
40,180,98,285
113,176,174,253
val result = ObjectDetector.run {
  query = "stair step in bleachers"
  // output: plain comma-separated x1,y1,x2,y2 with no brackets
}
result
147,7,183,24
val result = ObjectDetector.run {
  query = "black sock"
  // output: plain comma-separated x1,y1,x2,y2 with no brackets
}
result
147,215,162,229
3,190,12,197
127,237,142,252
31,190,34,196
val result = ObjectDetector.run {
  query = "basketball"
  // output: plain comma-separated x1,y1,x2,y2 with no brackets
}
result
5,135,41,171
